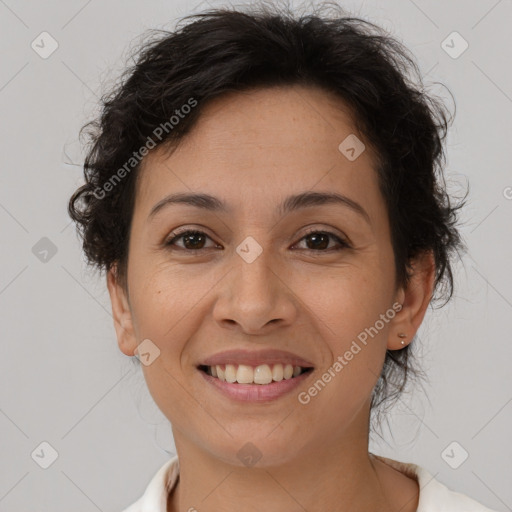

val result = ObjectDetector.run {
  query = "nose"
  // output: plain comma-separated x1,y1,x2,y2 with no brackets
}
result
212,248,298,335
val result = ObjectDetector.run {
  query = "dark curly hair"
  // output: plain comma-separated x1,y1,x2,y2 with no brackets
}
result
68,1,466,434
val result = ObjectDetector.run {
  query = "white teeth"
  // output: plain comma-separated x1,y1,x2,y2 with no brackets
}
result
272,364,283,381
283,364,294,379
207,363,309,384
225,364,237,383
236,364,254,384
254,364,272,384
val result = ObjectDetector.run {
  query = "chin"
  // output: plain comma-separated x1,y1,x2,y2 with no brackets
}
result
202,426,310,469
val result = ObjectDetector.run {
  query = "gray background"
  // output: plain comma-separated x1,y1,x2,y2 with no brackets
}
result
0,0,511,510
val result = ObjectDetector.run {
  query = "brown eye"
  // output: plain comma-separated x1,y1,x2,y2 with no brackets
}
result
165,230,217,251
304,232,330,250
295,230,350,253
164,228,350,254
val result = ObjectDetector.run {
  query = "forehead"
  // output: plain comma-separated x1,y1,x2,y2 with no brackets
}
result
135,85,381,216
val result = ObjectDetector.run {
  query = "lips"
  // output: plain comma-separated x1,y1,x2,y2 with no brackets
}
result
198,363,314,402
198,348,315,368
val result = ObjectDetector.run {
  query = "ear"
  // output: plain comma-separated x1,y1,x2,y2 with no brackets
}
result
106,264,138,356
388,251,436,350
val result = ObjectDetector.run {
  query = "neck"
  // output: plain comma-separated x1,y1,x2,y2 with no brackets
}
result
167,410,404,512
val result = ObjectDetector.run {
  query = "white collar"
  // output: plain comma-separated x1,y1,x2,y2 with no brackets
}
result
124,454,497,512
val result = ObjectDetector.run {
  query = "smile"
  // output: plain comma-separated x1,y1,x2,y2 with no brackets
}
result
198,363,313,384
197,363,315,402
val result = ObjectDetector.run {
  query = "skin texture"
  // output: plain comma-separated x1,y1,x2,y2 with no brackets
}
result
107,85,435,512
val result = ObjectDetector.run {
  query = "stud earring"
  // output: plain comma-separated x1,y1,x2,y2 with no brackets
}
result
398,333,406,345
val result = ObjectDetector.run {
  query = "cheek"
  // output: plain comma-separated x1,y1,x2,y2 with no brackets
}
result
128,260,231,376
130,268,211,422
297,275,392,423
128,265,201,356
294,260,393,397
298,260,394,340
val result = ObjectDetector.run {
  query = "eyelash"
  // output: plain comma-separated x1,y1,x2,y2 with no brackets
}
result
164,227,351,255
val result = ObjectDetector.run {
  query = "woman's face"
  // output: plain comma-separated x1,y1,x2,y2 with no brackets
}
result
108,85,418,467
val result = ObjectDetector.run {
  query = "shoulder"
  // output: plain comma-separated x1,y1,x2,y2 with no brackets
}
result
414,470,499,512
373,454,499,512
119,456,179,512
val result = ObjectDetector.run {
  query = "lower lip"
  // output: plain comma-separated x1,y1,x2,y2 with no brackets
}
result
198,368,314,402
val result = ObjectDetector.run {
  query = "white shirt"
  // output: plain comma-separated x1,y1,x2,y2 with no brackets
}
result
121,454,499,512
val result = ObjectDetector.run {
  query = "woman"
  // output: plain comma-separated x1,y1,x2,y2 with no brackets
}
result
68,4,498,511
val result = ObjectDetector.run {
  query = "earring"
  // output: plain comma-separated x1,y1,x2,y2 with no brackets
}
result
398,333,406,345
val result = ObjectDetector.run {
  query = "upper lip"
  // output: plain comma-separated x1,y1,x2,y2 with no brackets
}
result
199,349,315,368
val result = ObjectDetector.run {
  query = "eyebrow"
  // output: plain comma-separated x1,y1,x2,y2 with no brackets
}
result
148,191,371,224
